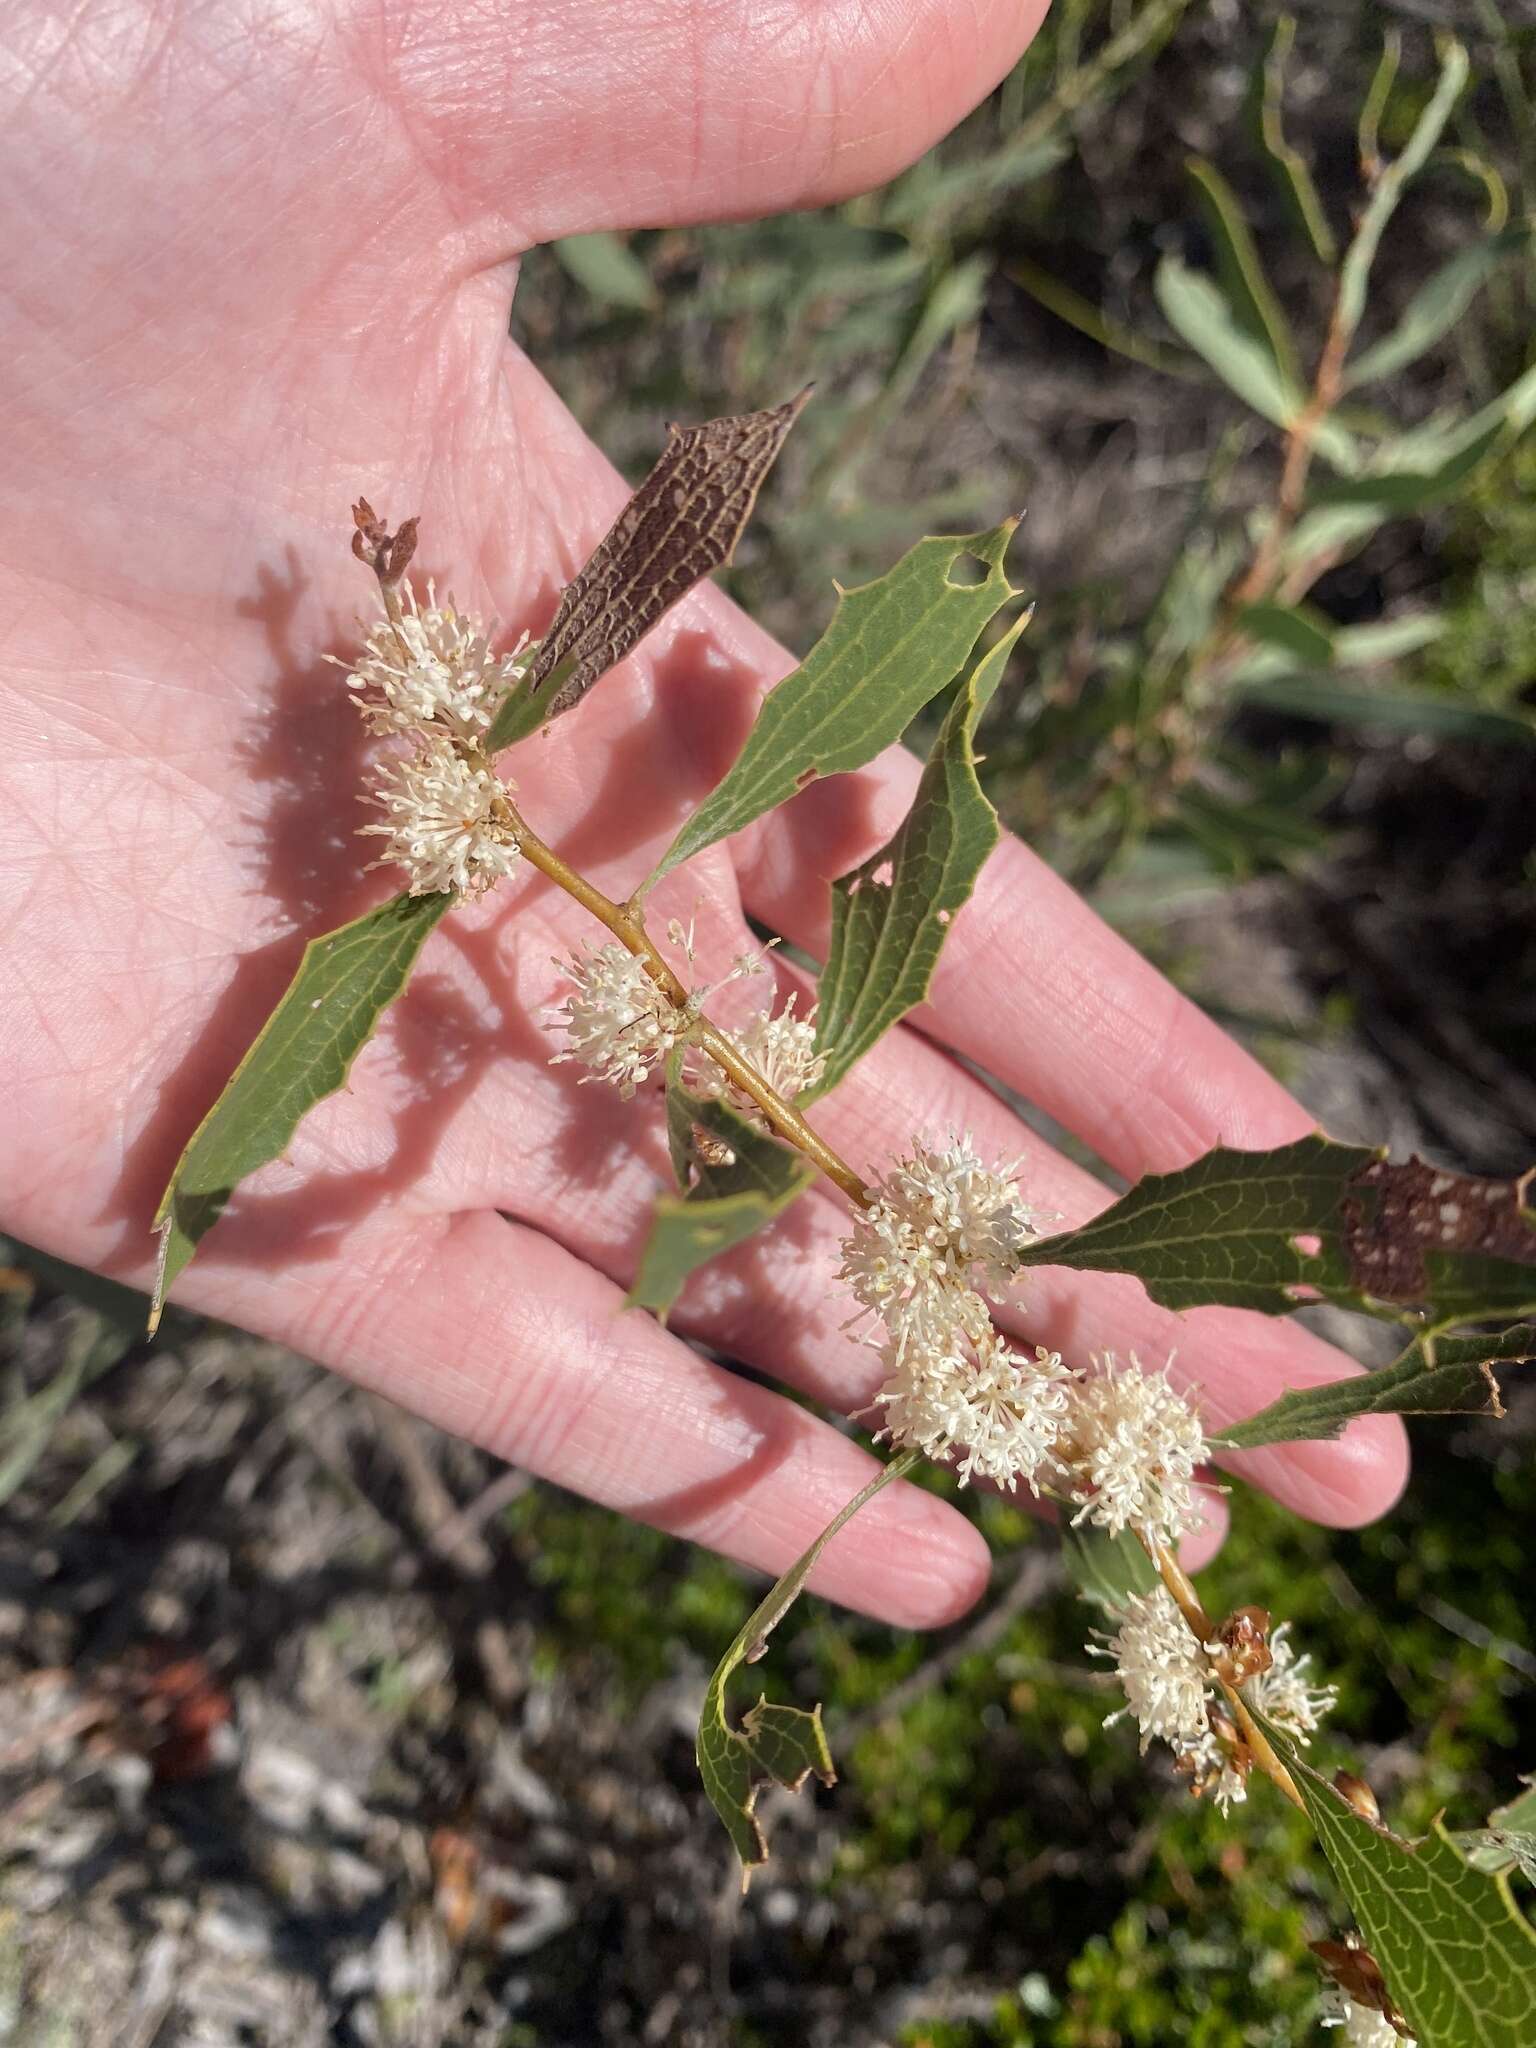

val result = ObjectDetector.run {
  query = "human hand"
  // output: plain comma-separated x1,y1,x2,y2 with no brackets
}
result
0,0,1405,1625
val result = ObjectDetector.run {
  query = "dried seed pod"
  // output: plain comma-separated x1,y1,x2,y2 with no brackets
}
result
1210,1604,1273,1685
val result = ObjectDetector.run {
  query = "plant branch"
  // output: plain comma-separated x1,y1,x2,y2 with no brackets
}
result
502,796,871,1210
1147,1537,1304,1812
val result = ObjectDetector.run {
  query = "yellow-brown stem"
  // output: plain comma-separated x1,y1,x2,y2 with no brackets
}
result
503,797,871,1210
1144,1537,1305,1812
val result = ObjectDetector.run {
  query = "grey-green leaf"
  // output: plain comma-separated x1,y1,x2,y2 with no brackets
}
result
1013,1136,1536,1325
551,231,659,312
1154,256,1298,426
1220,1325,1536,1451
645,521,1022,890
629,1066,814,1318
150,890,451,1330
698,1451,918,1875
1186,157,1302,388
1345,229,1529,390
809,612,1026,1099
1283,1736,1536,2047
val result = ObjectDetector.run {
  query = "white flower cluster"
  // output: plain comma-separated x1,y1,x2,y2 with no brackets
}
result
347,581,529,742
1091,1588,1247,1812
1091,1588,1336,1817
342,583,529,899
699,993,826,1120
360,739,520,899
548,942,697,1098
1321,1985,1414,2047
1044,1353,1209,1547
1246,1622,1340,1736
840,1136,1066,1491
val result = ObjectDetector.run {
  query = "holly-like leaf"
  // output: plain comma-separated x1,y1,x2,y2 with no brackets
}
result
150,891,451,1330
1220,1326,1536,1451
628,1063,814,1318
699,1451,918,1877
645,521,1022,889
1014,1135,1536,1324
808,612,1027,1099
489,393,810,746
1282,1737,1536,2047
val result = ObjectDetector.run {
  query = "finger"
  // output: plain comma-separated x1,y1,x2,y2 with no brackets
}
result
164,1204,992,1628
400,0,1050,249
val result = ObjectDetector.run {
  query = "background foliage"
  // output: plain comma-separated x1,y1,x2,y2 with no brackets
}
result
4,3,1535,2042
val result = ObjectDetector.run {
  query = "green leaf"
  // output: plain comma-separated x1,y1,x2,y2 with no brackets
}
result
809,613,1026,1098
150,891,451,1330
1336,37,1471,349
699,1450,919,1875
1345,229,1529,389
1186,157,1302,389
645,522,1022,890
1252,16,1337,265
1013,1135,1536,1324
1232,671,1536,747
1220,1325,1536,1451
1153,256,1302,430
1061,1523,1159,1613
1283,1738,1536,2047
1460,1780,1536,1884
1239,601,1335,665
551,231,659,312
628,1066,814,1318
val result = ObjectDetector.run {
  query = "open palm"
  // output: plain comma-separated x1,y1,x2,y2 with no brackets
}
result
0,0,1406,1624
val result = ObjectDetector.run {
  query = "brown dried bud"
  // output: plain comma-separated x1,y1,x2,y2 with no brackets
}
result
1310,1936,1411,2035
348,498,418,584
1209,1605,1273,1686
1334,1770,1381,1823
386,517,420,586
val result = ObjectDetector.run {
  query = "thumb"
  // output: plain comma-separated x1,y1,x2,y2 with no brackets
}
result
393,0,1050,249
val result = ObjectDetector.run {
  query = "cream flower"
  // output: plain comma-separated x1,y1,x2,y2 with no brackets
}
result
1048,1353,1208,1545
1092,1586,1213,1754
1245,1622,1338,1742
839,1133,1039,1354
344,582,529,741
548,942,695,1098
871,1319,1069,1492
700,993,826,1120
1321,1985,1413,2046
360,735,520,898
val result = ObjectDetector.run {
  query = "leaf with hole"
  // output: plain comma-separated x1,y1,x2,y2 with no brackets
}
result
150,890,451,1330
809,612,1026,1098
699,1451,917,1875
1013,1136,1536,1325
646,520,1022,889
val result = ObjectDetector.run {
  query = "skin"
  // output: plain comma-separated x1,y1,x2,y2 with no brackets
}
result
0,0,1406,1627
